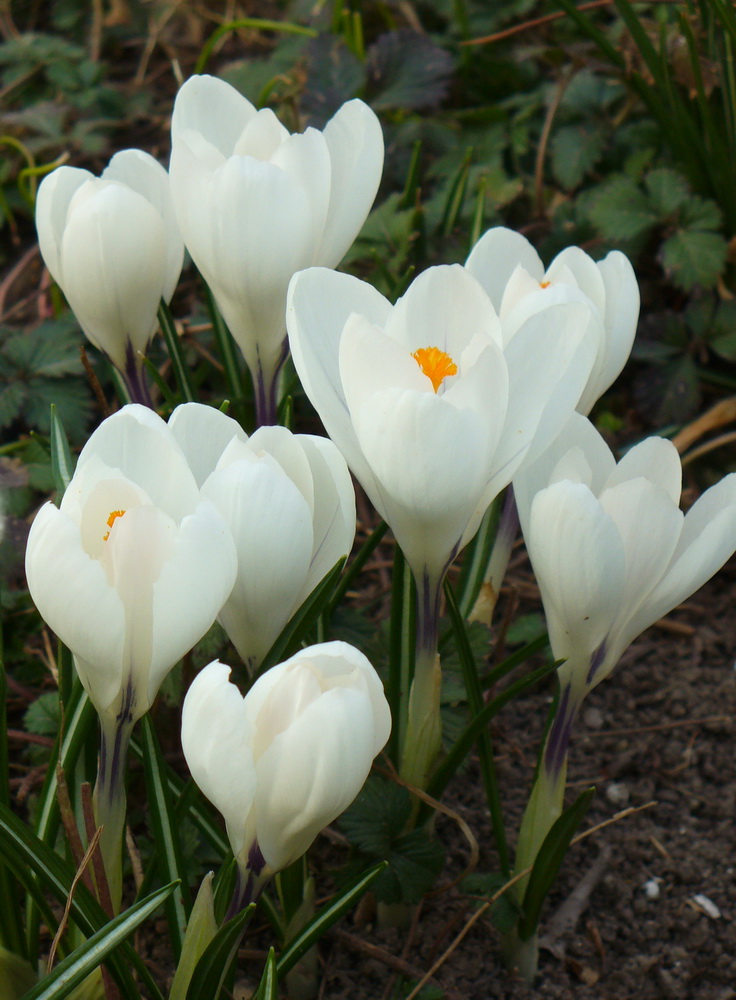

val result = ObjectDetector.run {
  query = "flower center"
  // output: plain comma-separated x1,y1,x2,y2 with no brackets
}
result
540,280,551,288
412,346,458,393
103,509,126,541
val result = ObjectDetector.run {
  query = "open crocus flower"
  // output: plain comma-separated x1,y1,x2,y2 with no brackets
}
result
288,261,598,788
25,405,237,908
35,150,184,403
168,403,355,671
512,412,736,881
169,74,384,425
181,643,391,909
287,263,598,595
465,227,639,415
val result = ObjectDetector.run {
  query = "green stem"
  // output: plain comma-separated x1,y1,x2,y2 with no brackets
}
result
94,708,135,914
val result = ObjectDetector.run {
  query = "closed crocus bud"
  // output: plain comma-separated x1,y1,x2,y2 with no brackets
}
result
35,150,184,401
512,414,736,892
25,404,237,728
169,74,384,425
181,643,391,908
168,402,355,671
516,412,736,697
465,227,639,415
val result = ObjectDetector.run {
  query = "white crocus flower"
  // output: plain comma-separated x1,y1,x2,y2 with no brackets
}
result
287,261,598,789
35,150,184,401
181,643,391,909
512,412,736,885
168,403,355,671
169,74,384,425
25,404,237,908
466,227,639,415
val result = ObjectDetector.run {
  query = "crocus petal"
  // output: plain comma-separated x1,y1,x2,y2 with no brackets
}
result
529,481,626,664
171,75,258,157
317,100,384,267
287,266,391,487
606,436,681,504
202,458,314,669
75,405,200,520
181,661,257,860
623,473,736,646
148,500,237,710
35,166,93,284
168,402,248,488
25,502,126,712
465,227,544,312
58,182,167,368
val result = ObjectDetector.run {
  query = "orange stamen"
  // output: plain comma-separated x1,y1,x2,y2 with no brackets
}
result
103,509,126,541
540,280,551,288
412,346,458,393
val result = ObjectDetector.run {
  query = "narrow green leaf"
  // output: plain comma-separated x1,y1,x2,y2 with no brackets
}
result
195,18,317,75
255,558,346,679
205,285,247,422
255,948,279,1000
169,873,218,1000
0,663,25,958
425,657,556,810
456,496,501,618
327,521,388,616
440,148,472,236
276,862,387,978
21,881,177,1000
518,788,595,941
49,404,74,496
0,803,164,1000
444,580,509,876
158,300,195,403
185,904,255,1000
140,715,190,960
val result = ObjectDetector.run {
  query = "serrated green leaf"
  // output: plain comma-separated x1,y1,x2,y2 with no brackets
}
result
462,871,521,933
302,35,365,123
23,692,60,737
375,828,445,904
366,30,454,111
680,195,723,231
22,882,177,1000
26,380,93,441
339,777,411,855
644,167,690,215
588,175,658,240
551,124,606,190
518,788,595,941
0,383,26,431
661,229,728,290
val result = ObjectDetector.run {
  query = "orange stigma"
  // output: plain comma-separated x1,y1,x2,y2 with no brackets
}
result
412,346,458,393
540,280,551,288
103,509,126,541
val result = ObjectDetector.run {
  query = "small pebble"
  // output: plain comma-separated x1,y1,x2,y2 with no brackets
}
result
606,782,630,805
642,878,661,899
693,893,721,919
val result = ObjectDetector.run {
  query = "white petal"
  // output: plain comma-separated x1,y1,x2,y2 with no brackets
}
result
465,227,544,312
384,264,502,355
35,166,93,285
25,503,126,716
594,250,639,397
546,246,606,314
203,459,313,670
233,107,290,158
181,661,257,860
286,267,391,483
606,436,681,503
171,75,257,157
527,481,626,664
76,405,200,520
168,402,248,488
59,182,168,368
317,99,384,267
102,149,184,300
148,499,237,708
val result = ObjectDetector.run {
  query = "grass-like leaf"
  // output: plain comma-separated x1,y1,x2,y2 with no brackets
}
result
22,881,177,1000
185,903,255,1000
140,715,191,960
49,404,75,496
